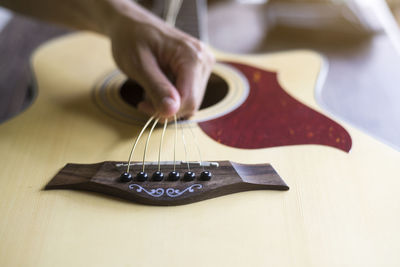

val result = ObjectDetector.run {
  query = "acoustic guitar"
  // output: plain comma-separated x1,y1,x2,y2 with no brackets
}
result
0,1,399,266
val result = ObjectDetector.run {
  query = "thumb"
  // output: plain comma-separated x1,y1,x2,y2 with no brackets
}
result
135,50,180,117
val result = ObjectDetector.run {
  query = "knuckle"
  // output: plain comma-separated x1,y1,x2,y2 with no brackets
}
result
190,39,204,53
178,38,209,63
183,43,198,59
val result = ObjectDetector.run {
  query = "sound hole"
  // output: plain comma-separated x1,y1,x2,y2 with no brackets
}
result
119,73,229,110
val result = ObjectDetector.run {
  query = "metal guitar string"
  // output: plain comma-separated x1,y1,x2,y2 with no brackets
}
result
165,0,182,175
126,115,155,173
173,114,178,172
142,118,159,172
188,123,205,171
122,1,211,178
180,122,190,172
164,0,183,26
157,119,168,172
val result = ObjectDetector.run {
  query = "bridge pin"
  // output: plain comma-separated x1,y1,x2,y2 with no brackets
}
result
184,171,196,181
136,171,148,182
200,171,212,181
152,171,164,181
168,171,180,181
120,172,132,182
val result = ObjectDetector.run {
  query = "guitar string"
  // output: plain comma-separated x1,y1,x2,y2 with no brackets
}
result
173,114,178,172
132,116,206,175
180,122,190,172
142,118,159,173
126,1,206,176
166,0,184,174
157,118,168,172
187,123,205,172
164,0,183,26
126,115,155,173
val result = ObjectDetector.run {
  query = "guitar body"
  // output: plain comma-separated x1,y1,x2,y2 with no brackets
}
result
0,33,399,266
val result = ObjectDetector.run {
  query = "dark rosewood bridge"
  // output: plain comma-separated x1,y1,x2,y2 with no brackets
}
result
46,161,289,206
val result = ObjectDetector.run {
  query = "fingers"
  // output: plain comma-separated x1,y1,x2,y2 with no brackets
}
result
131,47,181,118
109,18,214,119
134,40,214,119
175,42,215,118
175,64,204,117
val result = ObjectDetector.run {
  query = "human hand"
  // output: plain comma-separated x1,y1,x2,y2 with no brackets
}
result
105,2,215,119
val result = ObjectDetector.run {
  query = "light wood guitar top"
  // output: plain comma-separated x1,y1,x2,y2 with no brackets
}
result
0,33,399,267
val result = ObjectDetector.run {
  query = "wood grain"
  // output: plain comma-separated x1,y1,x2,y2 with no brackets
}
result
0,32,399,267
45,161,288,206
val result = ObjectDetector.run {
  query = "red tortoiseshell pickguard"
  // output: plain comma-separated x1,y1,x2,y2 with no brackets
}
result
198,62,352,152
